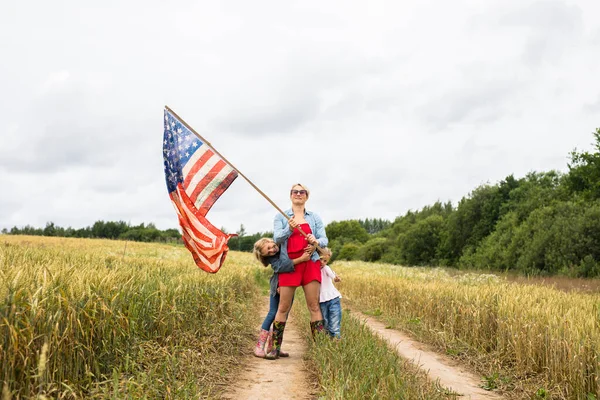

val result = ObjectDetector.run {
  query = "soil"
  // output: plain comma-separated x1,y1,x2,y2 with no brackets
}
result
223,299,504,400
221,301,315,400
350,308,504,400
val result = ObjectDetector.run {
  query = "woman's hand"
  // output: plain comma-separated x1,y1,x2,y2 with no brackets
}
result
304,243,316,254
306,234,318,246
288,217,299,231
298,252,311,262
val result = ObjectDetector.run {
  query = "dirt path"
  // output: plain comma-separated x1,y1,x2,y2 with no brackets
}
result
348,307,504,400
223,299,504,400
221,300,315,400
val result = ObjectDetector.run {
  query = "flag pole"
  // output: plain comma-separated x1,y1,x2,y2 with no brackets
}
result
165,106,321,251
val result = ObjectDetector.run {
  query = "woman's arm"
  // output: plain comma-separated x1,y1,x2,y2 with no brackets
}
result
312,213,328,248
273,213,292,244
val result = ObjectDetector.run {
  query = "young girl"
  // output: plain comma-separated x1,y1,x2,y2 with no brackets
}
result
319,248,342,339
252,237,311,358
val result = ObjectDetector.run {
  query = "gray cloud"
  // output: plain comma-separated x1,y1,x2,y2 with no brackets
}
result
500,0,583,65
212,92,320,136
583,96,600,114
416,77,524,131
0,74,148,174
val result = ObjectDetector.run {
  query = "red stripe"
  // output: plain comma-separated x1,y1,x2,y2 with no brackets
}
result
198,170,238,216
189,159,227,205
182,148,214,188
179,185,226,238
182,234,221,273
182,223,230,271
171,190,217,247
170,186,234,273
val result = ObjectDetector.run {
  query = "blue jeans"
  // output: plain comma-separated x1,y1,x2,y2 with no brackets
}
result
320,297,342,338
261,293,294,331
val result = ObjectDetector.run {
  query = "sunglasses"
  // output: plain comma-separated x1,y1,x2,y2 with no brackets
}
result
291,190,307,195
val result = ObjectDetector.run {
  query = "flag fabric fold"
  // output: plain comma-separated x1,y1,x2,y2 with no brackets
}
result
163,108,238,273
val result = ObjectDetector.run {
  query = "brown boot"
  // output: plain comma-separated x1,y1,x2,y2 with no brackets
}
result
265,321,286,360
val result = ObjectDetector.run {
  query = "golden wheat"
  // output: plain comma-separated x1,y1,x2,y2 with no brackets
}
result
0,235,260,399
333,261,600,399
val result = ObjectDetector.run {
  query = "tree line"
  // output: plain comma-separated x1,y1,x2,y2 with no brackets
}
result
3,221,182,243
4,128,599,277
327,128,600,278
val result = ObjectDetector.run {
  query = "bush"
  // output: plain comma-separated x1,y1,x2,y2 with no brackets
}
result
400,215,445,266
357,238,389,262
337,243,361,260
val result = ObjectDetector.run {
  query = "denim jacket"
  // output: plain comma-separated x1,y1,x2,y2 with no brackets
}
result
273,209,328,263
265,251,295,297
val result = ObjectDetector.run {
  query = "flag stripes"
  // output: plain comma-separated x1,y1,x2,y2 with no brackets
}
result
163,108,238,273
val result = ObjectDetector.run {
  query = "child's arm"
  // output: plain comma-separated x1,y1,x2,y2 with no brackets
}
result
323,265,338,280
270,251,311,273
270,255,294,274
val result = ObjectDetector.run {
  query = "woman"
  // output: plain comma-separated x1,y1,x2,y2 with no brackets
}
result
265,183,328,360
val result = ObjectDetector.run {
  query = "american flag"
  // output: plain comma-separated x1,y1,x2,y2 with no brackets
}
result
163,108,238,273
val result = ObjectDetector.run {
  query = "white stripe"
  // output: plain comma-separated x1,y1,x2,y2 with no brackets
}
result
183,231,224,270
182,143,210,177
194,166,234,209
185,155,221,196
171,191,215,247
173,187,226,259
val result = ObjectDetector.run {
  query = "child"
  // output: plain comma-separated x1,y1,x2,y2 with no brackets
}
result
252,237,311,358
319,248,342,339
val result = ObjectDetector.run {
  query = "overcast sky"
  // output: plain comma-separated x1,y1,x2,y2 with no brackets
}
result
1,0,599,235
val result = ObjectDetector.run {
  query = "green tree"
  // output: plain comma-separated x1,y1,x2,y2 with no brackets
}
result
400,215,445,266
337,242,361,260
565,128,600,200
441,178,517,265
357,237,389,262
358,218,392,234
326,220,370,243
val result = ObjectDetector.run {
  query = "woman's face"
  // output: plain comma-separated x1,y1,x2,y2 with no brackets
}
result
261,242,279,257
290,185,308,205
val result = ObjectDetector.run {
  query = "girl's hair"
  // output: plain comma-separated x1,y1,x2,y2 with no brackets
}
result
320,247,332,258
290,183,310,198
253,237,275,266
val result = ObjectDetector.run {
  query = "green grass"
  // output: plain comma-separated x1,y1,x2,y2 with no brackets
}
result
291,292,458,399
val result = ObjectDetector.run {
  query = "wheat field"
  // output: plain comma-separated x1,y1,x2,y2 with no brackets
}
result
2,236,599,399
0,235,263,399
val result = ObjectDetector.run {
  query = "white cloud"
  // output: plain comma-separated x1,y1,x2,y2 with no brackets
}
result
1,0,599,235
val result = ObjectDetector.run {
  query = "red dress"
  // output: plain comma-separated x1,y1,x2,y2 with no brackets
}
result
278,223,322,287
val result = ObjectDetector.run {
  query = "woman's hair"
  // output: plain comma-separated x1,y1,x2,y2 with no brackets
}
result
253,237,275,266
290,183,310,198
